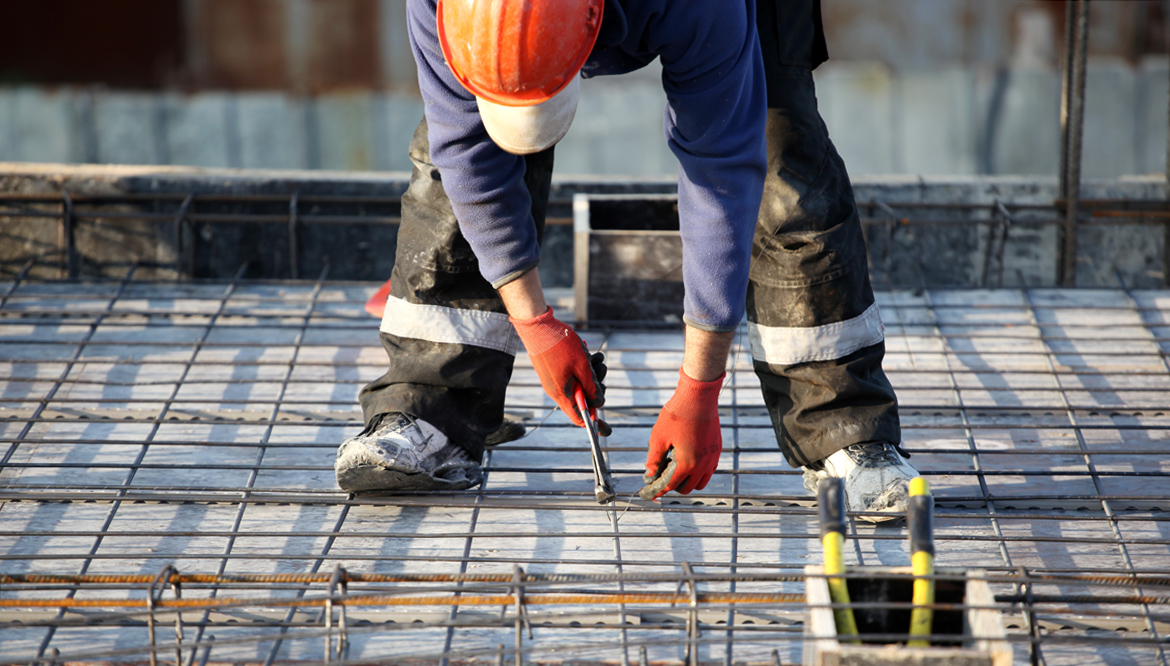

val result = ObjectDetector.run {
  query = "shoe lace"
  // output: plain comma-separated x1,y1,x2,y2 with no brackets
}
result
395,412,420,431
845,442,903,467
362,411,419,438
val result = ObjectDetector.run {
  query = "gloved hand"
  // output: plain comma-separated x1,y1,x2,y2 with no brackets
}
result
643,368,723,499
511,307,609,433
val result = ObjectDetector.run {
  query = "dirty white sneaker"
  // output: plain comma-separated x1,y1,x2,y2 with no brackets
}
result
802,442,919,523
335,413,483,492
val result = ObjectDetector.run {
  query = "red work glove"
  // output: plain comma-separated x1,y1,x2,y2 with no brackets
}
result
511,307,608,431
643,368,724,498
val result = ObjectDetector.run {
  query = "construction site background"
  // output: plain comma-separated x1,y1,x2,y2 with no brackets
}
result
0,0,1166,178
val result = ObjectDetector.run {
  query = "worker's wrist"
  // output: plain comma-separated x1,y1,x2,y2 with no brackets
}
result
665,368,724,418
677,367,724,393
681,326,734,381
497,267,548,320
509,305,554,328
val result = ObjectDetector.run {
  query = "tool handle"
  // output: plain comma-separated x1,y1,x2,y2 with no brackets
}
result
818,478,846,538
908,478,934,557
817,478,859,642
822,532,860,643
572,384,595,422
907,551,935,647
907,477,934,647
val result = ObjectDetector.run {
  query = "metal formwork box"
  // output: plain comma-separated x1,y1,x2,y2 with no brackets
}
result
572,192,684,326
804,566,1011,666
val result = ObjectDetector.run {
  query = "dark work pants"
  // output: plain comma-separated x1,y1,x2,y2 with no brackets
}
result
358,119,554,462
750,0,900,467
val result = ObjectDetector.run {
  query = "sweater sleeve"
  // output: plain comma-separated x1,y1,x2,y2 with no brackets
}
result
406,0,542,288
658,3,768,331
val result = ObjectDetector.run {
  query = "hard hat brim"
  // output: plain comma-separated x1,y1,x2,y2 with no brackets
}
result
477,77,579,156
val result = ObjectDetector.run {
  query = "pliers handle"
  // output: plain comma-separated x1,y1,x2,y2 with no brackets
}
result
574,386,615,504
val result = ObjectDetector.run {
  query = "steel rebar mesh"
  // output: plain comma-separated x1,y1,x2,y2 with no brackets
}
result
1,259,1169,665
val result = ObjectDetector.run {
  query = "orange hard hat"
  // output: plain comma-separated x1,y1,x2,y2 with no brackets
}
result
437,0,604,107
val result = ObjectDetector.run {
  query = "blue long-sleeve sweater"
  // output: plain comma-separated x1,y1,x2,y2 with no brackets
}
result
407,0,767,331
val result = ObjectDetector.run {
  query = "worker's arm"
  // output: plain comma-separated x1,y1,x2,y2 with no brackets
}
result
659,3,767,334
643,326,733,498
502,269,606,430
406,0,543,290
640,4,764,498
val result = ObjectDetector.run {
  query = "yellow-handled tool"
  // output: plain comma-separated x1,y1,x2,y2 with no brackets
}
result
907,477,935,647
818,477,859,643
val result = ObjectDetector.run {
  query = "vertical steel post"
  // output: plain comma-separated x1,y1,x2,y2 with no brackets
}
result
1059,0,1090,287
289,192,300,280
173,194,194,280
1059,1,1075,203
62,191,77,280
573,194,591,327
1164,0,1170,285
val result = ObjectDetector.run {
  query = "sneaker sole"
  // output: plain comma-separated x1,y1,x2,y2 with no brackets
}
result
856,511,904,524
854,482,911,523
337,464,482,493
485,418,526,448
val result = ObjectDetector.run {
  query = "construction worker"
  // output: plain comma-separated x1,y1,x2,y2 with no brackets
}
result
335,0,919,521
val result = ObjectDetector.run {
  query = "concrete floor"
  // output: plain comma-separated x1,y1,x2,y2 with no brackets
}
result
0,281,1168,665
